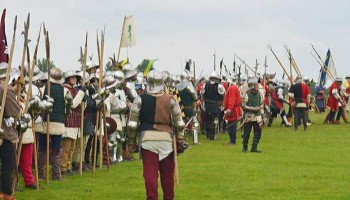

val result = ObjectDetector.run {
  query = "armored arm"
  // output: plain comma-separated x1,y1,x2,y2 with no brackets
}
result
170,97,185,139
185,84,198,102
127,95,142,144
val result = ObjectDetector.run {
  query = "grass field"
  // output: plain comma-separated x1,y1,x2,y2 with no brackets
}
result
16,112,350,200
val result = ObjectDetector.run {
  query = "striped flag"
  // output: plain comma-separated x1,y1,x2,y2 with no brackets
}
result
317,49,336,87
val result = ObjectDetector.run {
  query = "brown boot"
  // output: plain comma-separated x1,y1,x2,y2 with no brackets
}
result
335,120,341,125
51,150,63,181
3,194,16,200
37,151,46,180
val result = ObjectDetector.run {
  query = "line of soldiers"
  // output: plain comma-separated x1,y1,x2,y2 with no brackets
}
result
1,56,350,199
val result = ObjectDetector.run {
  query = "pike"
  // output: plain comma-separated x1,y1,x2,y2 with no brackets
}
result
263,56,267,86
79,32,88,175
219,58,223,78
0,13,17,193
13,13,30,192
233,56,236,75
267,45,291,81
43,23,51,183
254,58,259,77
93,31,101,173
24,24,42,190
233,53,255,73
100,28,109,170
311,53,335,81
284,45,301,76
310,44,335,81
213,53,216,71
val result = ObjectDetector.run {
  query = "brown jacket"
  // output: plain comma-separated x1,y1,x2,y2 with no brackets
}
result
0,84,21,142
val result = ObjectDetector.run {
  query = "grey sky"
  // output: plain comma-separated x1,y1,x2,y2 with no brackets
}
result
2,0,350,82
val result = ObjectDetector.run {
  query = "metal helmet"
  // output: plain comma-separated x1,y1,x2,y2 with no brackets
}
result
162,70,171,85
64,70,82,81
104,75,118,89
180,70,190,81
0,62,7,79
24,65,44,82
303,76,310,82
86,59,99,70
335,76,343,83
122,63,137,80
136,72,144,84
113,70,124,81
146,69,164,94
294,75,303,83
50,68,63,83
247,75,258,89
209,71,220,80
9,68,20,84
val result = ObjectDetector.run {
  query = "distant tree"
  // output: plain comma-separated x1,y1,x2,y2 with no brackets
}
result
37,58,56,72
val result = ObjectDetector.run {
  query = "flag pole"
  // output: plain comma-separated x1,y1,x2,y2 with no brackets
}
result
116,16,126,63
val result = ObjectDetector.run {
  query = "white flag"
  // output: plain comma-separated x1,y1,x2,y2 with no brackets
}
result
120,16,136,47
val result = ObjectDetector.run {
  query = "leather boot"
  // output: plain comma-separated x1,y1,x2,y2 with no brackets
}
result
51,150,63,181
3,194,16,200
37,151,46,180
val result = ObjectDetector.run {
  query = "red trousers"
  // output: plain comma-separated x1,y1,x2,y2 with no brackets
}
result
141,148,174,200
19,143,35,186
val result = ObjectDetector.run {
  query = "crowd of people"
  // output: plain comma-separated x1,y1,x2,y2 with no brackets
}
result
0,57,350,199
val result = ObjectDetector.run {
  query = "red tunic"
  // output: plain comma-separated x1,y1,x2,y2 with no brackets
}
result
223,84,242,121
64,85,82,128
327,82,340,111
196,81,204,94
272,89,283,110
261,81,269,106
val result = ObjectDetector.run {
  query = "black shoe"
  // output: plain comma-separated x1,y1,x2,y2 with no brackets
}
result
25,184,37,190
242,149,247,152
251,149,262,153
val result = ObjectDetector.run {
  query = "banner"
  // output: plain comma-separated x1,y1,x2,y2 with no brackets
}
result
120,15,136,48
317,49,336,87
0,9,8,64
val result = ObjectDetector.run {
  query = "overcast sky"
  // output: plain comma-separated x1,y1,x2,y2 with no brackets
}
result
2,0,350,82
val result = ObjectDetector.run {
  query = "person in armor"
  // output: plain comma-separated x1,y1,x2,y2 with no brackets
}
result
19,66,45,189
176,70,199,144
122,63,138,103
37,68,66,180
0,63,22,199
288,75,311,131
128,69,186,200
242,76,264,153
267,80,291,127
113,70,129,162
86,59,99,75
104,75,127,163
223,78,242,145
201,71,225,140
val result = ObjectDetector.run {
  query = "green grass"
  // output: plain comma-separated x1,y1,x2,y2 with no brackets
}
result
16,112,350,199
